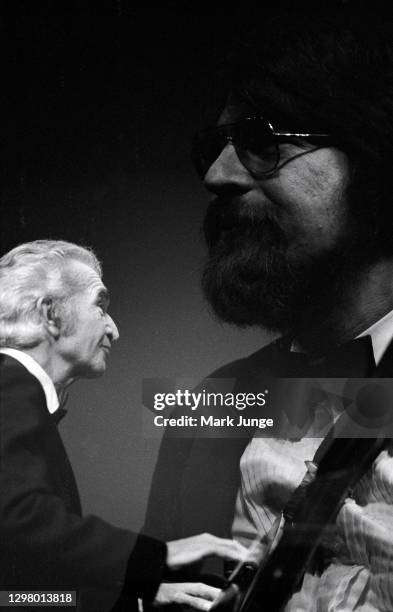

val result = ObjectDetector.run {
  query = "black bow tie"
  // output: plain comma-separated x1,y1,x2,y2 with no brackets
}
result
281,335,376,378
51,407,68,425
51,391,69,425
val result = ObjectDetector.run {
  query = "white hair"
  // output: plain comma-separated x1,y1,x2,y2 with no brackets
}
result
0,240,102,349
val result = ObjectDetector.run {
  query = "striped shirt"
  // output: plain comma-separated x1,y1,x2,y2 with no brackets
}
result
232,310,393,611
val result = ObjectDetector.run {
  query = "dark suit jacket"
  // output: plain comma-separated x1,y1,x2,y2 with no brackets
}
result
143,337,393,578
0,354,166,610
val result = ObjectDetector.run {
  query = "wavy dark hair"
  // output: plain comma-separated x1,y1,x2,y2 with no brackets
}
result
215,10,393,256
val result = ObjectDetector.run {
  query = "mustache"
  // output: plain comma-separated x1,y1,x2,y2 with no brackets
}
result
203,197,285,252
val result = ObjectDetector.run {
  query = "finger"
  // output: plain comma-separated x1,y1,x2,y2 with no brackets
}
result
166,534,248,569
179,594,214,611
185,583,221,601
198,534,246,552
218,538,248,555
204,536,248,561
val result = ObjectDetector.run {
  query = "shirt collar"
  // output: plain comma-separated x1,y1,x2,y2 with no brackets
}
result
358,308,393,365
291,308,393,366
0,348,60,414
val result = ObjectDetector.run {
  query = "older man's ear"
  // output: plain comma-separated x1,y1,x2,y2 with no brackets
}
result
38,297,61,340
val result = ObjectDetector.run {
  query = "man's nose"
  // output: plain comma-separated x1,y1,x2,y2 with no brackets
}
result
106,314,120,342
203,143,252,194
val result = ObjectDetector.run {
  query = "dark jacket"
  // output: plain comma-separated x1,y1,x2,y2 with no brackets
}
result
143,337,393,569
0,354,166,611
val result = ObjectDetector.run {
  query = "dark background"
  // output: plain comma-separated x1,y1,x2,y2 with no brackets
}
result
1,0,388,531
1,1,273,530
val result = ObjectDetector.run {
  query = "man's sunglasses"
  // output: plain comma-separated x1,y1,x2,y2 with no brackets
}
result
191,116,331,179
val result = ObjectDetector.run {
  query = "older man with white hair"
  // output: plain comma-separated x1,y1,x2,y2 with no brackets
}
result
0,240,246,612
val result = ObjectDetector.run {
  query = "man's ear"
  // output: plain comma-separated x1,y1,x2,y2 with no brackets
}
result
38,297,61,339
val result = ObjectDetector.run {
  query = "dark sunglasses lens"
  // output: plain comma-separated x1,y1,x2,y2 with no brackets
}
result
235,120,279,175
192,119,280,179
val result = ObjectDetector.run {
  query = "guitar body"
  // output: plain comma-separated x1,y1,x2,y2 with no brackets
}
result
212,435,386,612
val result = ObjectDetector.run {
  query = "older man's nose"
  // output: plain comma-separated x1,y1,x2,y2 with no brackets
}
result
203,143,252,194
106,314,120,342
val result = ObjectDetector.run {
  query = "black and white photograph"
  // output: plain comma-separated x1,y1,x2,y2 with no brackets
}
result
2,2,393,611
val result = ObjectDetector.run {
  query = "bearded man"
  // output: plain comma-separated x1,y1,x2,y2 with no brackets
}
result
144,9,393,612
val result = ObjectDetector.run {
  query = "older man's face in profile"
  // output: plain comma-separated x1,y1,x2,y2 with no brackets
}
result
56,261,119,380
201,103,355,333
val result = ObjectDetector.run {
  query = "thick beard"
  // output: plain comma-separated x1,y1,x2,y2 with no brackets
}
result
201,198,357,334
